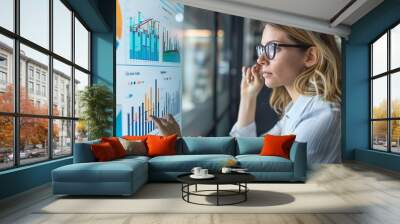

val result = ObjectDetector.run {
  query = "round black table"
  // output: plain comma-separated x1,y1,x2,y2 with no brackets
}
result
176,172,255,206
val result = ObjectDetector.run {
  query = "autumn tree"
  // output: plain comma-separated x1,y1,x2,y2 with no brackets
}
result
372,99,400,143
0,84,60,152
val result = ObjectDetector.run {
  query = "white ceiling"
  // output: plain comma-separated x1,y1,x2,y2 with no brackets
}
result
225,0,352,22
174,0,384,37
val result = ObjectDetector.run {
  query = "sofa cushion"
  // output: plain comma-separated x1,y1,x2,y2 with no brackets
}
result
147,134,178,157
236,155,293,172
179,137,235,155
119,138,147,156
52,158,147,183
148,154,235,172
260,134,296,159
91,142,118,161
236,137,263,155
101,137,127,158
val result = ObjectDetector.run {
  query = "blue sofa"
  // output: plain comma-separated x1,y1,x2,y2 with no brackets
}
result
52,137,307,196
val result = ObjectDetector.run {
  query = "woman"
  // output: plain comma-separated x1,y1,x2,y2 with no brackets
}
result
151,23,342,165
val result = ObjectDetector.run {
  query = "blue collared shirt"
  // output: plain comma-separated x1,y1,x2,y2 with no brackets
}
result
229,95,342,165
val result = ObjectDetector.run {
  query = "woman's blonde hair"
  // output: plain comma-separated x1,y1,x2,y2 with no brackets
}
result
266,23,342,116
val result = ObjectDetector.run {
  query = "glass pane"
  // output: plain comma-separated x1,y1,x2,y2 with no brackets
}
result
0,0,14,31
391,120,400,153
391,24,400,70
53,119,72,157
182,7,215,136
53,0,72,60
74,17,89,70
75,120,88,143
74,69,89,118
372,77,387,119
20,117,49,165
53,59,72,117
0,34,14,112
372,121,387,151
20,0,49,49
20,44,49,115
372,33,387,76
217,14,231,117
391,72,400,118
0,116,14,170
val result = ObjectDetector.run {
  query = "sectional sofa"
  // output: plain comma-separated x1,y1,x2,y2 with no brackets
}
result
52,137,307,196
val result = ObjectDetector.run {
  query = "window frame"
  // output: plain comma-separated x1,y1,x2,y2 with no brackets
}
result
369,20,400,154
0,0,92,171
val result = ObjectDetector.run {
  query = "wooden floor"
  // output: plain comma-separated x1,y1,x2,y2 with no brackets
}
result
1,162,400,224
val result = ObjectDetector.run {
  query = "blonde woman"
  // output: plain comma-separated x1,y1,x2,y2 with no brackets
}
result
151,23,342,165
230,23,342,165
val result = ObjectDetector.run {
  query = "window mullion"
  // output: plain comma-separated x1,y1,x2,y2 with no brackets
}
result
14,0,21,167
388,29,391,152
71,11,76,154
49,0,53,160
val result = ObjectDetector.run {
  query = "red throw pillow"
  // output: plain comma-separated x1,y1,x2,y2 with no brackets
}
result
91,142,117,161
146,134,177,157
260,134,296,159
101,137,127,158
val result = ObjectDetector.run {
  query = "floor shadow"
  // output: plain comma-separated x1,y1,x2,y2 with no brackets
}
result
202,190,295,207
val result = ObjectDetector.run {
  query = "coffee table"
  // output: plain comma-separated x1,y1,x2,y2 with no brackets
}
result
177,172,255,206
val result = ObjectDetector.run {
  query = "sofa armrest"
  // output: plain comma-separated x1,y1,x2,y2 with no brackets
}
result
289,142,307,181
73,140,100,163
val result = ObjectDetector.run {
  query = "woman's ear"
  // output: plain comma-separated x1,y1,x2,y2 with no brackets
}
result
303,46,318,68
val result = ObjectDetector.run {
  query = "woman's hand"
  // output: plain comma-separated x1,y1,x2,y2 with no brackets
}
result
240,64,264,99
149,114,182,137
235,64,263,128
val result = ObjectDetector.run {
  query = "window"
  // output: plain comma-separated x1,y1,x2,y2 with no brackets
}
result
74,17,89,70
42,85,46,97
0,0,91,170
20,0,49,49
0,0,14,32
370,22,400,154
0,54,7,67
36,83,40,95
0,34,13,113
53,0,72,60
28,81,34,94
35,70,41,81
53,59,72,117
0,71,6,85
28,67,34,80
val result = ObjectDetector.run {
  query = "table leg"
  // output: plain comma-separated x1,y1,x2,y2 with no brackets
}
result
217,184,219,206
195,184,197,192
245,183,247,201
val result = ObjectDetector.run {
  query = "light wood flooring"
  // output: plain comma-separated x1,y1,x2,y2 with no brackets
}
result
1,161,400,224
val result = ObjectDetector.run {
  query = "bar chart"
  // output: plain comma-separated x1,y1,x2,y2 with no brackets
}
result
125,79,180,136
129,12,160,61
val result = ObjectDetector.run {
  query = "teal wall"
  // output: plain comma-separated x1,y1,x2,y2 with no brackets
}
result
344,0,400,170
0,0,115,200
0,158,72,199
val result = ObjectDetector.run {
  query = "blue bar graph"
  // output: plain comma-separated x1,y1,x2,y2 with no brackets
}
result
125,79,180,135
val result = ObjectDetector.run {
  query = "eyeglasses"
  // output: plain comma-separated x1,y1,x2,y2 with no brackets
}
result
256,42,311,60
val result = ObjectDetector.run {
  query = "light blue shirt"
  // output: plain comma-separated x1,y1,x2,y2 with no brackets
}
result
229,95,342,165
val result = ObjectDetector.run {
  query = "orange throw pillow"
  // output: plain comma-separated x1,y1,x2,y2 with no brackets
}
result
122,135,148,141
146,134,177,157
91,142,117,162
260,134,296,159
101,137,127,158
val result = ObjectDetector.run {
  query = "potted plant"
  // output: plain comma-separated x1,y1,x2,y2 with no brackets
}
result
79,84,113,140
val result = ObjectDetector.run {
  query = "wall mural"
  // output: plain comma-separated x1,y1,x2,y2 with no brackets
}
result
116,0,183,136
